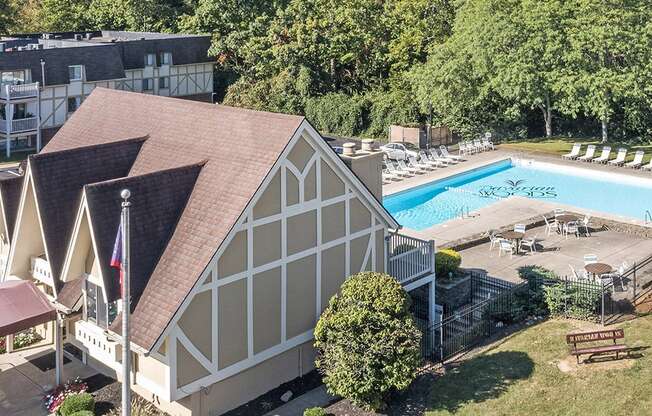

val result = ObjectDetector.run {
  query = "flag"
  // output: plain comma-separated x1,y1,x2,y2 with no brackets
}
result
110,222,124,295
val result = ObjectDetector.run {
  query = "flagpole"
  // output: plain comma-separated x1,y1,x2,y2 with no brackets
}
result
121,189,131,416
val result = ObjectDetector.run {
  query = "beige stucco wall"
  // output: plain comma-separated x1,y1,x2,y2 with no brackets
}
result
350,234,371,274
375,229,385,272
349,197,371,234
178,290,212,360
64,213,92,283
321,243,346,310
286,210,317,255
137,354,169,388
9,178,46,280
340,151,384,202
218,279,247,369
286,254,317,339
286,171,300,206
218,230,246,278
177,341,211,387
287,136,314,172
304,164,317,201
253,267,281,354
321,160,344,200
321,202,345,243
253,221,281,267
253,171,281,220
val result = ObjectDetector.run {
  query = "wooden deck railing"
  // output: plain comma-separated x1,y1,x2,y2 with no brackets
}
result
387,233,435,284
0,83,39,100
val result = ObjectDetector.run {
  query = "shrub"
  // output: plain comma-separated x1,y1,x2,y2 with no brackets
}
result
69,411,94,416
44,377,88,414
435,249,462,278
543,282,602,321
304,93,369,137
58,392,94,416
314,272,421,411
304,407,327,416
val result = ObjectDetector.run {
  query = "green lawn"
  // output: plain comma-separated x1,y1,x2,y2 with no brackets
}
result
499,137,652,163
427,317,652,415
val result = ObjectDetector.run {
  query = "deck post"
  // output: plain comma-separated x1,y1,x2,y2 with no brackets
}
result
54,313,64,385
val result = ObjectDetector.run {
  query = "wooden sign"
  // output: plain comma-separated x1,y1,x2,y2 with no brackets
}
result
566,329,624,344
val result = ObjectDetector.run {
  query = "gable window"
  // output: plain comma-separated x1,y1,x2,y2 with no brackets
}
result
85,280,117,329
159,52,172,65
68,65,83,82
143,78,154,91
67,96,81,113
145,53,156,66
158,77,169,89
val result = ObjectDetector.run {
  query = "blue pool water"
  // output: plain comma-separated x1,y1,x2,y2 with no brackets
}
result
384,159,652,230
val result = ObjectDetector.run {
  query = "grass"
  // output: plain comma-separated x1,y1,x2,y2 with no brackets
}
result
426,317,652,415
500,137,652,163
0,149,31,168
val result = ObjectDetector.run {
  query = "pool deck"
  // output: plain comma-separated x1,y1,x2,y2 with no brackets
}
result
384,147,652,246
458,224,652,283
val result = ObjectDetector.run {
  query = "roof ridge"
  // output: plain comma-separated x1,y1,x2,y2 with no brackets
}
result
37,135,148,158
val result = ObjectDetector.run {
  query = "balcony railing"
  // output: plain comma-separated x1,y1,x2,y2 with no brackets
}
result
388,233,435,284
0,117,38,134
0,82,39,100
31,255,54,286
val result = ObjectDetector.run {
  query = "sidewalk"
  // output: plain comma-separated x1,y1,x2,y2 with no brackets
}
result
263,385,335,416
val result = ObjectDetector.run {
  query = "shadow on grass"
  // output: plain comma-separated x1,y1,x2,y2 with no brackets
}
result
426,351,534,414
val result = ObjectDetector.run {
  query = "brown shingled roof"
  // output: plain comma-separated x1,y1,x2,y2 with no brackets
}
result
43,88,304,350
57,278,84,310
0,174,23,241
29,138,145,291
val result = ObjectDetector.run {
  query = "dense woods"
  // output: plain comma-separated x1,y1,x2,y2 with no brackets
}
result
3,0,652,141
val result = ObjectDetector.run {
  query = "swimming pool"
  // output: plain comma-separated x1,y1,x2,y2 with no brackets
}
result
383,159,652,230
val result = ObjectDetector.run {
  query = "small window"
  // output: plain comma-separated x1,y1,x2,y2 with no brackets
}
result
143,79,154,91
68,65,83,82
68,96,81,113
158,77,169,89
159,52,172,65
145,53,156,66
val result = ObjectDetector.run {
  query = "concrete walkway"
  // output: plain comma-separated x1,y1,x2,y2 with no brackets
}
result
0,344,96,416
263,385,334,416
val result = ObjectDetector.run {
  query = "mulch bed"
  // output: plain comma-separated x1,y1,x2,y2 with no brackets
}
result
25,351,71,372
224,370,324,416
85,373,120,415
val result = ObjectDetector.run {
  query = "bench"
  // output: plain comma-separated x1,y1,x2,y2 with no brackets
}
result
566,328,629,364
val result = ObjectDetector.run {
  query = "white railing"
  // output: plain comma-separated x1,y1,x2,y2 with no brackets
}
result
0,117,38,133
0,82,39,100
31,255,54,286
388,233,435,284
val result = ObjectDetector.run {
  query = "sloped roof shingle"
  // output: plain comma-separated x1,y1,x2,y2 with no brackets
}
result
0,174,24,241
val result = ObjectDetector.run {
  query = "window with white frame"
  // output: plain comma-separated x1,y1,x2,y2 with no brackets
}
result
67,96,81,113
68,65,83,82
85,280,117,329
145,53,156,66
1,70,26,85
158,77,169,89
142,78,154,91
159,52,172,65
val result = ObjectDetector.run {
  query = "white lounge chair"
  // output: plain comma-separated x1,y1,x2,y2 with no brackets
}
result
562,143,581,160
473,139,484,152
608,148,627,166
458,142,469,156
577,145,596,162
419,151,440,168
387,162,410,177
592,146,611,163
410,156,433,171
407,158,427,173
397,160,419,175
543,216,558,236
563,221,579,239
482,137,495,150
625,150,645,169
440,146,464,162
430,149,453,165
642,158,652,171
488,230,503,251
580,215,591,236
436,147,460,164
382,167,399,182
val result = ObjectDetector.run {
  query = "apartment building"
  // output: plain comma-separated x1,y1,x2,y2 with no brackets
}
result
0,31,214,157
0,89,436,415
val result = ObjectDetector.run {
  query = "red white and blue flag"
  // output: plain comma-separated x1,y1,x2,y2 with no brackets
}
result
110,222,124,296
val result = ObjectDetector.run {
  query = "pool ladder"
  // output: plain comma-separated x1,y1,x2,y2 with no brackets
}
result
646,210,652,225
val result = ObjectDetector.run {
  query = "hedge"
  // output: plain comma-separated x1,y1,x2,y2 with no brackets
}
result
58,393,94,416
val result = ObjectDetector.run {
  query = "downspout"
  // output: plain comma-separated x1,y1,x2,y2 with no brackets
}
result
40,59,46,86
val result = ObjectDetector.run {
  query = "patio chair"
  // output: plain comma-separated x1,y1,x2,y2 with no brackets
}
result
579,215,591,236
625,150,645,169
562,143,581,160
458,142,470,156
407,157,428,173
563,221,579,239
488,230,503,251
608,148,627,166
482,137,495,150
387,161,410,177
592,146,611,163
382,168,399,182
553,208,565,217
430,148,454,165
513,223,526,234
419,151,441,168
498,239,514,258
440,145,465,162
543,216,558,236
397,160,419,175
410,156,433,171
520,234,538,254
641,158,652,171
577,144,596,162
473,139,484,152
583,254,598,265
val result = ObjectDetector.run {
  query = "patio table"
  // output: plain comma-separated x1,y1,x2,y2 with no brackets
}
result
502,230,525,254
584,262,613,278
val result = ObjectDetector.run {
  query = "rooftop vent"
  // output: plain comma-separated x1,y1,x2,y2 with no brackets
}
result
74,34,82,41
43,33,52,40
342,142,356,156
85,33,92,40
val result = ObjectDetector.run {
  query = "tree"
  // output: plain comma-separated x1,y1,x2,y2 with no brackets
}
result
314,272,421,411
563,0,652,142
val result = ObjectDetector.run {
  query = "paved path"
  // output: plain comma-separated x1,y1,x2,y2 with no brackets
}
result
263,385,334,416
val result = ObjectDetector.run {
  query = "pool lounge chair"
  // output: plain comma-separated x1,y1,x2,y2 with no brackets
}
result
430,149,454,165
382,168,399,182
397,160,420,175
409,156,433,171
625,150,645,168
608,148,627,166
577,145,596,162
473,139,485,152
562,143,581,160
642,159,652,171
419,151,441,168
482,137,495,150
387,161,410,177
592,146,611,163
440,146,465,162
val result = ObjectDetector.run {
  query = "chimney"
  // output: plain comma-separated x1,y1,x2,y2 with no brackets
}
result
339,140,384,201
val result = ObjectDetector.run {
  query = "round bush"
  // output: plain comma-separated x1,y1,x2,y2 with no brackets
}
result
435,249,461,278
69,411,94,416
304,407,327,416
314,272,421,411
59,392,94,416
